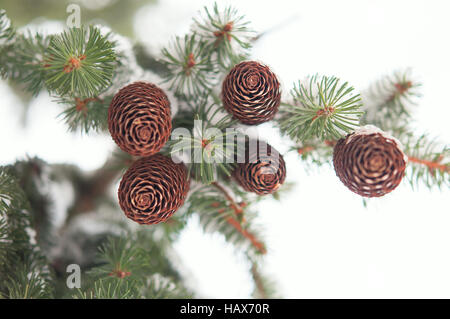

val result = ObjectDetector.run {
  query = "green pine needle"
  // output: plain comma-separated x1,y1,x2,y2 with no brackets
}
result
361,69,421,131
193,2,255,70
161,34,218,99
396,129,450,189
278,75,363,142
168,96,238,184
187,183,267,257
45,25,116,98
0,167,53,298
0,9,14,44
57,95,112,133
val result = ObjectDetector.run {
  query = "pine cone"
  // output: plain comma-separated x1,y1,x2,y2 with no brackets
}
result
233,140,286,195
108,82,172,156
222,61,281,125
333,125,407,197
118,154,190,225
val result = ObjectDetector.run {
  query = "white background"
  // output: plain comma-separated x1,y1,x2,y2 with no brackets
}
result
0,0,449,298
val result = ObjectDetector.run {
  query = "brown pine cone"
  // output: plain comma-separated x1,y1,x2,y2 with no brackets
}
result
233,140,286,195
333,125,407,197
118,154,190,225
222,61,281,125
108,82,172,156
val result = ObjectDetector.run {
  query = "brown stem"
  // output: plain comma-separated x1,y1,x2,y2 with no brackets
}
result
387,81,412,103
408,156,449,174
297,140,336,155
211,182,265,254
219,211,266,254
63,54,86,73
211,181,244,215
75,96,103,112
297,146,314,155
109,263,131,278
251,263,268,299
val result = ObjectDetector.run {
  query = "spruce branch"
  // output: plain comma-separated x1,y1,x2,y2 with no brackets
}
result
361,69,421,130
76,278,139,299
9,158,54,251
408,156,449,174
169,96,238,184
187,183,267,256
250,263,279,299
218,209,266,255
76,234,191,299
3,253,52,299
141,274,192,299
57,95,112,133
0,167,53,298
45,25,116,98
0,9,14,45
0,14,118,133
278,75,363,142
0,31,50,95
193,2,255,70
292,139,336,169
211,181,245,218
0,168,27,269
161,34,218,98
90,237,147,280
399,130,449,189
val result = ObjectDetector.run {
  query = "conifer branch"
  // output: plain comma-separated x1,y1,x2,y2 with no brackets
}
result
0,167,53,298
75,234,191,299
0,14,118,132
161,34,218,99
250,263,279,299
193,2,255,70
278,75,363,142
187,183,267,256
169,96,238,184
57,95,112,132
361,69,421,130
211,181,245,217
294,139,336,168
45,26,116,98
141,274,192,299
76,278,139,299
8,158,54,250
0,31,49,95
399,131,449,188
0,9,14,44
218,210,266,255
407,156,449,174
